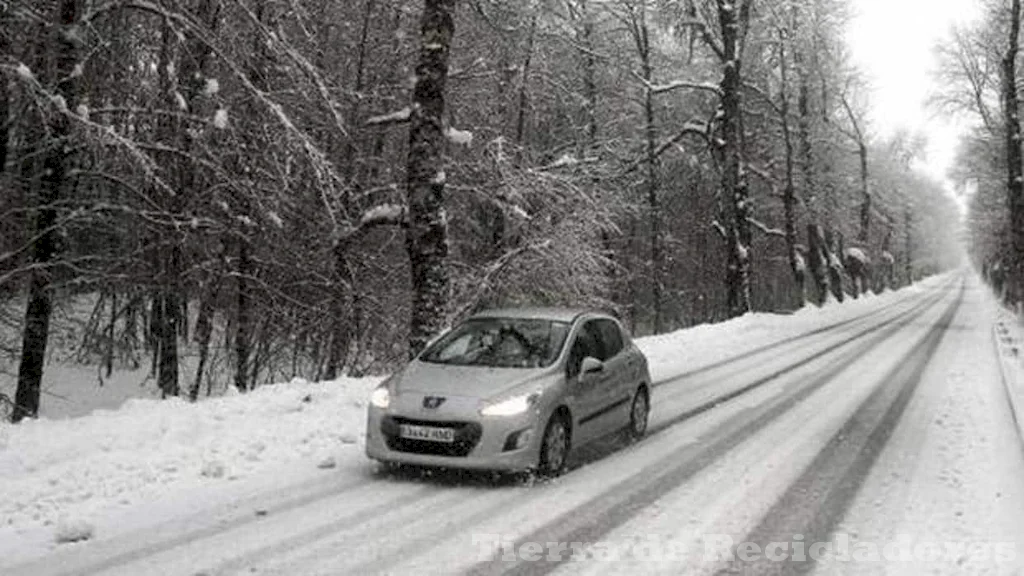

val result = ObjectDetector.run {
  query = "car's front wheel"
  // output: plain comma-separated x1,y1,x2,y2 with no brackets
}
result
627,386,649,440
537,413,570,478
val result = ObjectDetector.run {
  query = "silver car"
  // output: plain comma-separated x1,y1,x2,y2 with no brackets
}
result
365,308,652,477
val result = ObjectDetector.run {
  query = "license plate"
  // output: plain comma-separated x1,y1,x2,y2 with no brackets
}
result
399,424,455,443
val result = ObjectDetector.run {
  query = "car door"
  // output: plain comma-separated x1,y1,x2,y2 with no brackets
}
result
592,318,632,434
565,320,606,445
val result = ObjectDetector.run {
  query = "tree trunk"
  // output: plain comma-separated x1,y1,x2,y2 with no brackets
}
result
717,0,753,317
105,290,117,378
806,224,830,306
826,228,844,302
515,16,537,146
778,27,803,300
405,0,455,357
325,246,354,380
637,4,663,333
794,10,828,305
156,278,180,398
857,141,871,245
190,279,219,401
577,0,598,145
234,240,253,392
876,225,894,293
904,206,913,285
1003,0,1024,304
325,0,376,381
152,20,178,399
13,0,80,422
0,39,8,174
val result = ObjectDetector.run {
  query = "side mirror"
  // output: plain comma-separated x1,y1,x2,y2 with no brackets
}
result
580,357,604,378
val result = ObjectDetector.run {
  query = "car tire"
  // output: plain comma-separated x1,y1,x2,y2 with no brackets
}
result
627,386,649,441
537,413,570,478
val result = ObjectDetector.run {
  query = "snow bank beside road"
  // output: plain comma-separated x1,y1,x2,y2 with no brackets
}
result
638,275,948,383
0,377,378,553
992,298,1024,441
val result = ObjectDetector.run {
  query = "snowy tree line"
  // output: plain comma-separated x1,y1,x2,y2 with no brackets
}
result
1,0,960,421
937,0,1024,308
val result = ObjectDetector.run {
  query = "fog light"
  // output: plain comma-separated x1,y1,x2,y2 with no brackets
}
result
516,429,533,449
503,428,533,451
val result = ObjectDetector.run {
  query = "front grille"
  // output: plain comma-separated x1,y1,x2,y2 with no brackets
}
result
382,416,483,457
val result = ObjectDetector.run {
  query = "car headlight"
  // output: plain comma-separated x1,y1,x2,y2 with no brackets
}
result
370,385,391,409
480,392,539,417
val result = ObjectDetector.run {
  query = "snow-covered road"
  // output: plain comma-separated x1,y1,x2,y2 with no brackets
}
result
4,272,1023,575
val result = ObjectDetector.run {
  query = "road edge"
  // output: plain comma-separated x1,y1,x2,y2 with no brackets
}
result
991,304,1024,449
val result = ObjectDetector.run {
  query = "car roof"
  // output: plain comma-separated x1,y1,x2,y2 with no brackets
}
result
468,307,610,323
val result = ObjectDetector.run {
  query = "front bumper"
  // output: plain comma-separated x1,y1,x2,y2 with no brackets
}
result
365,405,543,471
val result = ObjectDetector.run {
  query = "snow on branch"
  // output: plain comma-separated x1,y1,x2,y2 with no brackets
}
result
711,219,727,239
635,71,722,97
540,154,578,171
445,126,473,146
450,239,554,321
366,107,412,126
747,217,786,239
360,203,406,227
741,82,783,117
536,154,599,172
844,247,869,265
623,120,710,174
744,163,775,184
85,0,350,235
334,204,407,250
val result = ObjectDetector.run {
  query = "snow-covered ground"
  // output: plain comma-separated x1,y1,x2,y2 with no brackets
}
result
3,272,1021,576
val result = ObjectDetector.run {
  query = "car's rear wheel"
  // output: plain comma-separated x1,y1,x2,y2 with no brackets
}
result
537,413,570,478
627,386,649,440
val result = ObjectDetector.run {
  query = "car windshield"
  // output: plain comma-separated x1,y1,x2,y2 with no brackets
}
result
419,318,571,368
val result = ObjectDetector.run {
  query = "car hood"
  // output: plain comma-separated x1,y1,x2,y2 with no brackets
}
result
394,360,555,400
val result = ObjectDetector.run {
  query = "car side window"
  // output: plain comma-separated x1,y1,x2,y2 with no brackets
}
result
566,321,602,378
595,319,624,359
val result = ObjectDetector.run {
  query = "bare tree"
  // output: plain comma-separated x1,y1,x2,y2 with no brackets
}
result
834,74,874,252
13,0,82,421
405,0,456,356
1002,0,1024,305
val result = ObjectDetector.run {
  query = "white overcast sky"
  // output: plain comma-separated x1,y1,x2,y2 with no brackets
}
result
845,0,982,189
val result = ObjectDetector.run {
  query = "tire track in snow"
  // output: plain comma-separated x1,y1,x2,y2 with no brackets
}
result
646,281,952,434
204,486,470,576
463,277,962,576
711,279,965,576
3,470,385,576
267,485,533,576
8,472,434,576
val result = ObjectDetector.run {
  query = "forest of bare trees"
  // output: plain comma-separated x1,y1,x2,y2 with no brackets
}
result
938,0,1024,310
1,0,963,421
